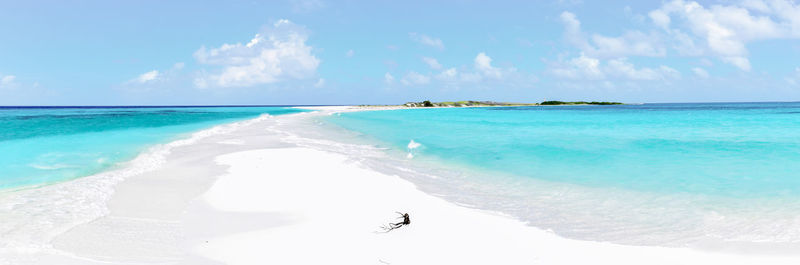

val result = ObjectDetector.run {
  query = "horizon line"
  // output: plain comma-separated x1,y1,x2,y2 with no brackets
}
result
2,100,800,108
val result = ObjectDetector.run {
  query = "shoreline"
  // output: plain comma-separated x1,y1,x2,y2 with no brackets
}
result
2,107,800,264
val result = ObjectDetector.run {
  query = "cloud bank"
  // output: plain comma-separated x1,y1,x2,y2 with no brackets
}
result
649,0,800,71
194,19,320,88
410,33,445,50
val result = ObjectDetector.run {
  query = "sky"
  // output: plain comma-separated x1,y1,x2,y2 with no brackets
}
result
2,0,800,105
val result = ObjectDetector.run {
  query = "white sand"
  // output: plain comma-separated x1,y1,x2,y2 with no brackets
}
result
188,147,800,265
5,107,800,264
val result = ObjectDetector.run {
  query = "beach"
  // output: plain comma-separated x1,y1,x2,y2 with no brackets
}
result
3,106,800,264
6,0,800,262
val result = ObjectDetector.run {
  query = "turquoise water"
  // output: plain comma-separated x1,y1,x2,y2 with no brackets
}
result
327,103,800,199
0,106,304,189
324,103,800,246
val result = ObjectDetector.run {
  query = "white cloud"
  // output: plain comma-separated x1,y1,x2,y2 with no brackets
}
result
560,11,584,47
193,73,209,88
384,72,395,84
668,29,704,56
400,71,431,85
436,68,458,81
550,54,604,80
590,32,665,57
561,2,800,71
660,66,681,78
133,70,160,83
606,58,679,80
474,52,506,79
0,75,47,93
649,9,671,29
1,75,16,87
648,0,800,71
550,54,680,81
123,62,185,87
346,49,354,57
421,57,442,69
721,56,752,71
409,33,444,50
742,0,772,13
314,78,325,88
194,19,320,88
394,53,529,88
692,67,710,78
560,11,665,58
767,0,800,36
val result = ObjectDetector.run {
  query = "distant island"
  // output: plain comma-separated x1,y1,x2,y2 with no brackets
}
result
390,100,623,108
539,101,623,105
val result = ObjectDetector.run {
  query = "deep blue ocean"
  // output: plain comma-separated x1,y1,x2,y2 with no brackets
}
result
0,106,304,189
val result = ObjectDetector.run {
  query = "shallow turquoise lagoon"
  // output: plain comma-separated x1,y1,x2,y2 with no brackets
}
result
0,106,304,189
328,103,800,199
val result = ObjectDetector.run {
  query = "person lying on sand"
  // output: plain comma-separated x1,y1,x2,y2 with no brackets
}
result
382,212,410,231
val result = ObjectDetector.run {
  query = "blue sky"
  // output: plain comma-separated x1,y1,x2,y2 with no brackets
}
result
2,0,800,105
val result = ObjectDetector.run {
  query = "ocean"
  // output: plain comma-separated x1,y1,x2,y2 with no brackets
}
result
4,103,800,250
0,106,305,190
323,102,800,247
0,106,310,255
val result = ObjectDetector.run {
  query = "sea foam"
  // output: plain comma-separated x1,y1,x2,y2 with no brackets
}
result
0,114,276,260
313,104,800,250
